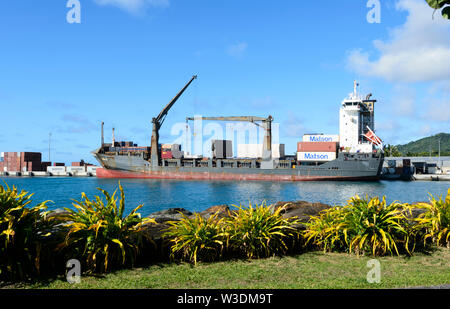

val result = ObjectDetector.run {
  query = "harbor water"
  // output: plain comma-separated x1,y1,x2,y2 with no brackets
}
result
1,177,449,217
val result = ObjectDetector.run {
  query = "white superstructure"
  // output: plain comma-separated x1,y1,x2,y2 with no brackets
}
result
339,81,378,153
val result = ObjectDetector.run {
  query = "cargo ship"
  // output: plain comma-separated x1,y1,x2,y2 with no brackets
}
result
93,77,384,181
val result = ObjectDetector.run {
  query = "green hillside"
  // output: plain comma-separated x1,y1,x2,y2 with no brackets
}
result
395,133,450,157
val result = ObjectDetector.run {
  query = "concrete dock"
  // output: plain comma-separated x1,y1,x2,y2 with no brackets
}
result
413,174,450,181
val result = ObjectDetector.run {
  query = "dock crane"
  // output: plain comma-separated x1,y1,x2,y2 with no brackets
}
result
185,115,274,159
151,75,197,167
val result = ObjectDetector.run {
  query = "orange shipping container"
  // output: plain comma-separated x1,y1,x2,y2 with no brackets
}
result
297,142,337,152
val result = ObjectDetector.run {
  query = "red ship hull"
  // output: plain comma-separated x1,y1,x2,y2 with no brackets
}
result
96,168,379,182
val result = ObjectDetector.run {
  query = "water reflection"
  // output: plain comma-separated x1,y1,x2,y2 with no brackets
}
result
1,177,449,217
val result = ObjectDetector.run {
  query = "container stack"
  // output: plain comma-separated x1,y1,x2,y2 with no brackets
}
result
212,140,233,159
161,144,173,159
297,135,339,163
161,144,183,159
171,144,183,159
0,152,48,172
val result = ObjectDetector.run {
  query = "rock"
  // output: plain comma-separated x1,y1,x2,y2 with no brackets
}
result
46,208,71,220
274,201,332,224
140,221,170,241
199,205,231,219
147,208,193,223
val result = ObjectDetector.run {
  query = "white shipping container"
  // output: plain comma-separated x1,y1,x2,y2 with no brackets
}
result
303,134,340,143
67,166,86,172
87,166,99,173
47,166,66,172
237,144,285,159
297,152,337,162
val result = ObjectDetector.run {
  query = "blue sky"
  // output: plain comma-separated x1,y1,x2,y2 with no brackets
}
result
0,0,449,164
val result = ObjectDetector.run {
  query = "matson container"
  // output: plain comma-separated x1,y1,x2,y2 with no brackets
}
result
303,134,339,142
297,142,337,152
297,152,337,162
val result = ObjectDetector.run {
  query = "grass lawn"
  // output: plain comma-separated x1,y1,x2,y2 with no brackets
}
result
6,247,449,289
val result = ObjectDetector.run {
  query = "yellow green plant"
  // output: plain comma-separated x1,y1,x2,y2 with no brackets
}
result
304,196,411,256
303,206,347,252
164,212,226,265
225,202,299,259
0,183,55,280
60,183,155,273
343,196,409,256
413,188,450,248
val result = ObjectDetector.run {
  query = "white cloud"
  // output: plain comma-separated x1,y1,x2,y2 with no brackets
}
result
424,96,450,122
390,85,416,116
94,0,169,14
347,0,450,83
226,42,248,58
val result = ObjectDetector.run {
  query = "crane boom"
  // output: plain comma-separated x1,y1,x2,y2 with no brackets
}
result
185,115,273,157
151,75,197,167
155,75,197,126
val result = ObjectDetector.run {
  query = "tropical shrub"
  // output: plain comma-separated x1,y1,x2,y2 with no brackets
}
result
164,212,226,265
59,184,155,273
342,196,410,256
303,206,347,253
0,183,56,280
225,202,299,259
412,188,450,248
304,196,411,256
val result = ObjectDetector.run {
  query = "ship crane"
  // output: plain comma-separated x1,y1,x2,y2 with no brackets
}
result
151,75,197,167
185,115,274,159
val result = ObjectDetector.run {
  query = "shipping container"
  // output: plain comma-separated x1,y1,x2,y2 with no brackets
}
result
212,140,233,159
297,152,337,162
161,151,173,159
303,134,340,142
67,166,86,172
237,144,285,159
47,166,66,172
297,142,337,152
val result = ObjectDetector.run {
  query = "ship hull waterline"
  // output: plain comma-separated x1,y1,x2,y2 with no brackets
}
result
96,167,380,181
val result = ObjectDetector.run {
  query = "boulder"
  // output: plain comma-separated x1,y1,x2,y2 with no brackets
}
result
199,205,231,219
148,208,193,223
140,221,171,241
274,201,332,225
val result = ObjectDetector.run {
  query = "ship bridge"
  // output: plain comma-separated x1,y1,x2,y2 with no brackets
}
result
339,81,378,153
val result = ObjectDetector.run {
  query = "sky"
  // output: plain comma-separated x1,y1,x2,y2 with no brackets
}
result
0,0,449,164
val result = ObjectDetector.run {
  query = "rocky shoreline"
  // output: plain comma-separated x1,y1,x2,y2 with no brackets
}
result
49,200,428,241
140,201,333,240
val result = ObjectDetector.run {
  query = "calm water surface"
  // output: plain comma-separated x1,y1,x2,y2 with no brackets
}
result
1,177,449,217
